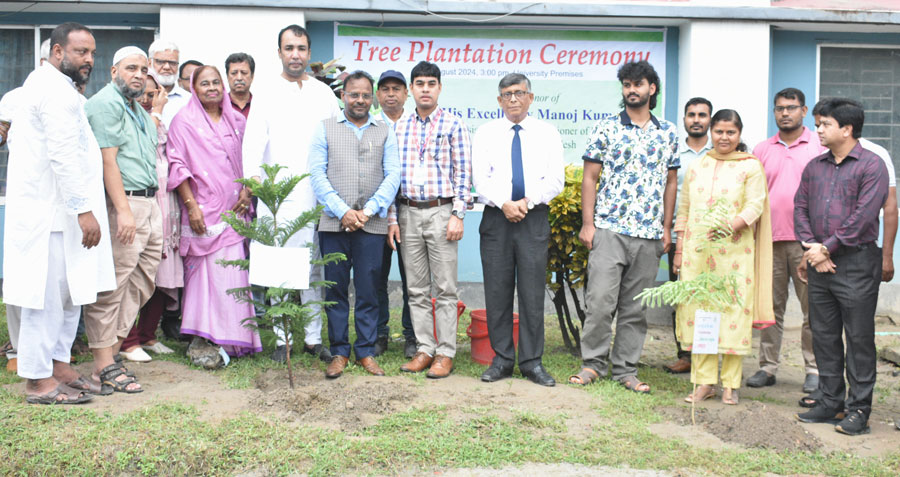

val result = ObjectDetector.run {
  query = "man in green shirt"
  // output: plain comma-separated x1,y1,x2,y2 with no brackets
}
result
83,46,163,394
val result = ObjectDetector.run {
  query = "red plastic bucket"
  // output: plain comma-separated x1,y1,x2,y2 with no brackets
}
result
432,298,466,340
466,309,518,365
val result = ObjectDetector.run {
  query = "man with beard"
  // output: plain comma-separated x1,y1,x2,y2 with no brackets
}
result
148,39,189,128
568,60,678,393
663,97,712,374
226,53,255,118
309,71,400,378
748,88,824,393
4,22,115,403
243,24,341,364
83,46,163,394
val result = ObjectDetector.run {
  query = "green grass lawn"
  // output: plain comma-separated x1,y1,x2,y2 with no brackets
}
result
1,306,898,476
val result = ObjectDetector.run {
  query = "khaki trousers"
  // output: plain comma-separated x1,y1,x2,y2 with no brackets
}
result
84,196,163,348
759,241,817,375
398,203,459,358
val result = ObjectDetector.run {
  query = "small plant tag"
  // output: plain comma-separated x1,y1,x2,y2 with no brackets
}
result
248,241,310,289
692,310,721,355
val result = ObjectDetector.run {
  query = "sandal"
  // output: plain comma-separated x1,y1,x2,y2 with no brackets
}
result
619,375,651,394
0,341,11,356
722,388,739,405
799,389,822,408
67,375,112,396
568,367,600,385
26,383,94,405
99,363,143,393
684,384,716,403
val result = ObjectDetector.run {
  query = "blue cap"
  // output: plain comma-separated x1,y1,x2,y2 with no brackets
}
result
377,70,407,87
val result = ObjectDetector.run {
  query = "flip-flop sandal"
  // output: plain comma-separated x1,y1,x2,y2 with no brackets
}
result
99,363,143,393
26,383,94,405
67,375,113,396
568,367,600,385
798,389,822,408
722,388,739,405
619,375,651,394
684,385,716,403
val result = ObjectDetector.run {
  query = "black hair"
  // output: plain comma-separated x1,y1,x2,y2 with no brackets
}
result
179,60,203,79
49,22,93,51
812,98,865,139
710,109,748,152
343,70,374,91
684,97,712,115
617,60,660,110
278,24,310,49
410,61,441,83
225,52,255,75
774,87,806,107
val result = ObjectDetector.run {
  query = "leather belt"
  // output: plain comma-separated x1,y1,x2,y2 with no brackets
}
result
831,242,875,257
397,197,453,209
124,187,158,197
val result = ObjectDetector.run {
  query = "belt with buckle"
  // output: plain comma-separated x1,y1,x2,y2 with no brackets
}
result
397,197,453,208
124,187,158,197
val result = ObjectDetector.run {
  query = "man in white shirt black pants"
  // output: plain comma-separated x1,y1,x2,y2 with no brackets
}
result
472,73,564,386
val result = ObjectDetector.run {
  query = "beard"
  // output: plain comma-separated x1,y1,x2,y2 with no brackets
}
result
778,122,802,134
687,128,708,138
155,72,176,87
114,75,145,99
622,93,649,109
59,56,91,87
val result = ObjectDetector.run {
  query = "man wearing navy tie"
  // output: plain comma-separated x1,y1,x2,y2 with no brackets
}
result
472,73,564,386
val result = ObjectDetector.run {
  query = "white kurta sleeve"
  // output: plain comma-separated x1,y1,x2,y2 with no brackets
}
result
40,88,92,216
242,100,269,178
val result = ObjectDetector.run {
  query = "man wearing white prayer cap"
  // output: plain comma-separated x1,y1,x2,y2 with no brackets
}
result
82,45,163,394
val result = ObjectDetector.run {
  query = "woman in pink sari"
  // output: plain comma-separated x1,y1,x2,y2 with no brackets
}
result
167,65,260,367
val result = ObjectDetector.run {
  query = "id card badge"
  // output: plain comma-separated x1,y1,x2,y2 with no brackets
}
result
412,154,429,186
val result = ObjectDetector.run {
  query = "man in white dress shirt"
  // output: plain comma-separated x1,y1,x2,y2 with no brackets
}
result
4,22,115,403
147,39,190,128
242,24,341,363
472,73,564,386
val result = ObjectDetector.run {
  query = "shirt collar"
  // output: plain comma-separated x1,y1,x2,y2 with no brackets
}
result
772,126,813,147
169,85,190,97
818,141,864,163
619,109,661,129
43,63,76,89
684,137,712,153
338,112,378,127
229,92,251,109
415,107,441,123
503,114,531,129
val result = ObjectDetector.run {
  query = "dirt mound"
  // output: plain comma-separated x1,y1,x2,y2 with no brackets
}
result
662,401,822,452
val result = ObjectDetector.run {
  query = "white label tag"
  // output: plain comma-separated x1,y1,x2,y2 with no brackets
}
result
248,241,311,290
691,310,721,355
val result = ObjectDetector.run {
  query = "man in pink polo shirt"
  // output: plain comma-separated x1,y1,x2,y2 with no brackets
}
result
748,88,825,393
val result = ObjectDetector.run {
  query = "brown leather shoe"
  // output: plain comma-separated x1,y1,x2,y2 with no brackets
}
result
426,355,453,379
326,355,349,379
6,357,16,373
400,351,433,373
664,357,691,374
356,356,385,376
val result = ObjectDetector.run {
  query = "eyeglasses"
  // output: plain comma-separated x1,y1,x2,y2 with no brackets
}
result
344,92,373,100
152,58,178,68
500,91,530,100
774,105,802,113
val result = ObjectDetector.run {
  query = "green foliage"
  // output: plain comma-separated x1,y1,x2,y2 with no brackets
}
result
219,163,345,387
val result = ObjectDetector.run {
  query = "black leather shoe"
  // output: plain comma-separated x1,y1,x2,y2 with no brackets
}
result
802,373,819,393
304,344,333,363
835,410,870,436
481,363,514,382
746,370,776,388
403,338,418,359
522,364,556,387
373,336,389,357
797,405,845,424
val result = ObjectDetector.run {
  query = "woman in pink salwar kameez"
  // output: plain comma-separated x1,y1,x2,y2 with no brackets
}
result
167,65,260,365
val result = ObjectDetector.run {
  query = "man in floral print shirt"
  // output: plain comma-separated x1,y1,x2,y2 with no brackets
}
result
568,61,679,393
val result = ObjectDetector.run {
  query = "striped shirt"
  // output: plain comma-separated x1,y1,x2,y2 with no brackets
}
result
388,107,472,224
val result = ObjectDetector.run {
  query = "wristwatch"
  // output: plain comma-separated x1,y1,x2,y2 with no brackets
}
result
452,208,466,220
525,198,535,210
363,207,374,218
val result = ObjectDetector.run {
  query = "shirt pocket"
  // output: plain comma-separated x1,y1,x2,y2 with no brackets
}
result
837,173,859,201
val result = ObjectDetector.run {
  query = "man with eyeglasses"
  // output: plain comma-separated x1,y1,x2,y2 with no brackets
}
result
748,87,825,393
308,70,400,378
178,60,202,93
473,73,563,386
147,40,191,128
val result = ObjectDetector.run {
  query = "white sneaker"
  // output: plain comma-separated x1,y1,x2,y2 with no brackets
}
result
120,347,152,362
142,342,175,354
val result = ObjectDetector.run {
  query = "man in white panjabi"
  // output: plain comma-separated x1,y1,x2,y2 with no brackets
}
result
3,22,115,404
242,24,340,363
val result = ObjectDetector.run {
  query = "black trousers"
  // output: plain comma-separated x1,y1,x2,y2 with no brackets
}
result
807,245,881,417
479,204,550,371
667,248,690,360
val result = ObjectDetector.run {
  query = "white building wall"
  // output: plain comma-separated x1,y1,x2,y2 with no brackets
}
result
159,6,306,91
677,21,771,147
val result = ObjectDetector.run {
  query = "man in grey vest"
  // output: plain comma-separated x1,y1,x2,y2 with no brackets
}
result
309,70,401,378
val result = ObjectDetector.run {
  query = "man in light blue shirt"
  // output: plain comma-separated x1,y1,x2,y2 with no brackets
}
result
308,70,400,379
